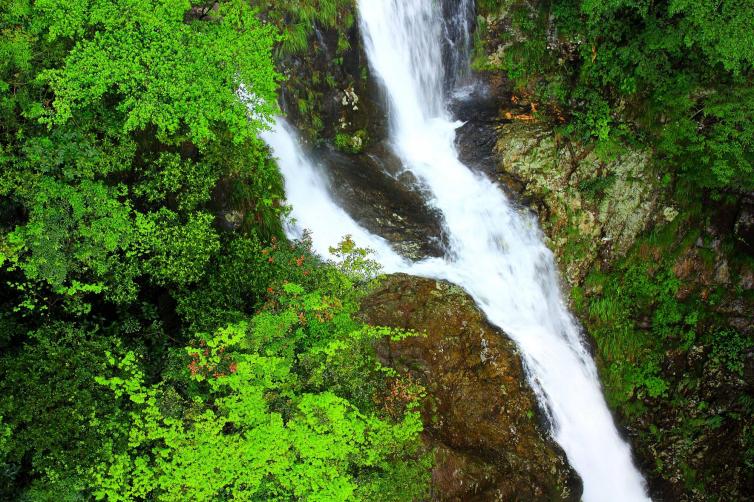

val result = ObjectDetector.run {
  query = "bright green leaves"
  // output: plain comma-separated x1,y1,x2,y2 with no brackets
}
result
4,178,135,306
134,153,218,212
1,0,285,315
39,0,280,144
668,0,754,74
2,176,221,308
0,3,428,499
34,0,95,41
92,286,429,501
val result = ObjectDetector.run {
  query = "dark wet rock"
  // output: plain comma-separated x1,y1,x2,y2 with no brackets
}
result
663,348,688,378
451,74,511,179
715,298,754,337
360,274,582,501
316,145,446,260
744,348,754,391
210,178,248,232
735,198,754,255
216,210,244,231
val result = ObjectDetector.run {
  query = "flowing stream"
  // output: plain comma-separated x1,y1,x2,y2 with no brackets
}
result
262,1,650,500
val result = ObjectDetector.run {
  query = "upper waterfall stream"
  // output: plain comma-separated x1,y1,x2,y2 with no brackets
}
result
263,1,651,500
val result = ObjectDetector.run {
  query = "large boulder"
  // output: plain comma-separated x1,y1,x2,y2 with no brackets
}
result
360,274,581,501
318,145,447,260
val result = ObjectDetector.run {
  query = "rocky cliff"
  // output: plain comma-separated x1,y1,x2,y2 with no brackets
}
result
466,3,754,498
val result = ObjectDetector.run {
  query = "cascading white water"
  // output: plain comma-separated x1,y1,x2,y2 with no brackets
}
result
259,120,408,272
358,2,650,500
261,1,651,500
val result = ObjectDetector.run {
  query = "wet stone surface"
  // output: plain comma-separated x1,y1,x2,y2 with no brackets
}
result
450,74,511,180
314,143,447,260
360,274,582,501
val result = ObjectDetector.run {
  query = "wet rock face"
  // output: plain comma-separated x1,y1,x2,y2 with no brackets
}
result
735,197,754,254
744,348,754,391
360,274,582,501
278,13,387,148
495,122,657,285
315,144,447,260
447,71,659,287
451,74,512,179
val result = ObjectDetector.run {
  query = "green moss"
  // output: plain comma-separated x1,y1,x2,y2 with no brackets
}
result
572,206,754,494
335,129,367,154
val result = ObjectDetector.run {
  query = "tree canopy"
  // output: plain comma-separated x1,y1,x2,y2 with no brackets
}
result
0,2,429,499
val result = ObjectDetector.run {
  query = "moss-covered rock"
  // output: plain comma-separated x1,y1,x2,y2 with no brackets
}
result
495,122,659,285
269,2,385,149
360,274,581,501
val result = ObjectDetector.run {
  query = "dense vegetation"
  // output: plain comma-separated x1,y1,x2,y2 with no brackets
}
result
573,212,754,497
477,0,753,193
0,1,428,499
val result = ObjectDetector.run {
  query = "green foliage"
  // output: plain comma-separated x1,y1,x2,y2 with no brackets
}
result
203,135,288,239
710,329,753,376
0,323,122,499
574,210,754,494
328,235,382,282
335,129,367,154
578,214,705,407
0,2,430,500
586,264,691,406
38,0,280,144
0,419,9,459
0,0,286,315
264,0,355,56
487,0,754,193
133,153,219,213
92,281,429,501
3,178,137,310
134,209,220,287
175,235,323,331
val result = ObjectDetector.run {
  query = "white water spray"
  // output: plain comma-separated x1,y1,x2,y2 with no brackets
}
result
262,1,651,500
260,120,408,272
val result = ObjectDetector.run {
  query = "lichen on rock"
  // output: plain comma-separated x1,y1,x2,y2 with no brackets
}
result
495,121,660,285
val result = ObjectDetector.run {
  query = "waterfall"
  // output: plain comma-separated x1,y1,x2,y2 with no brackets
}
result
259,120,408,273
261,1,651,500
442,0,475,91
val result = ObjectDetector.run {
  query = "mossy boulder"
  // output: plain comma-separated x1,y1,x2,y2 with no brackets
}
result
360,274,581,501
